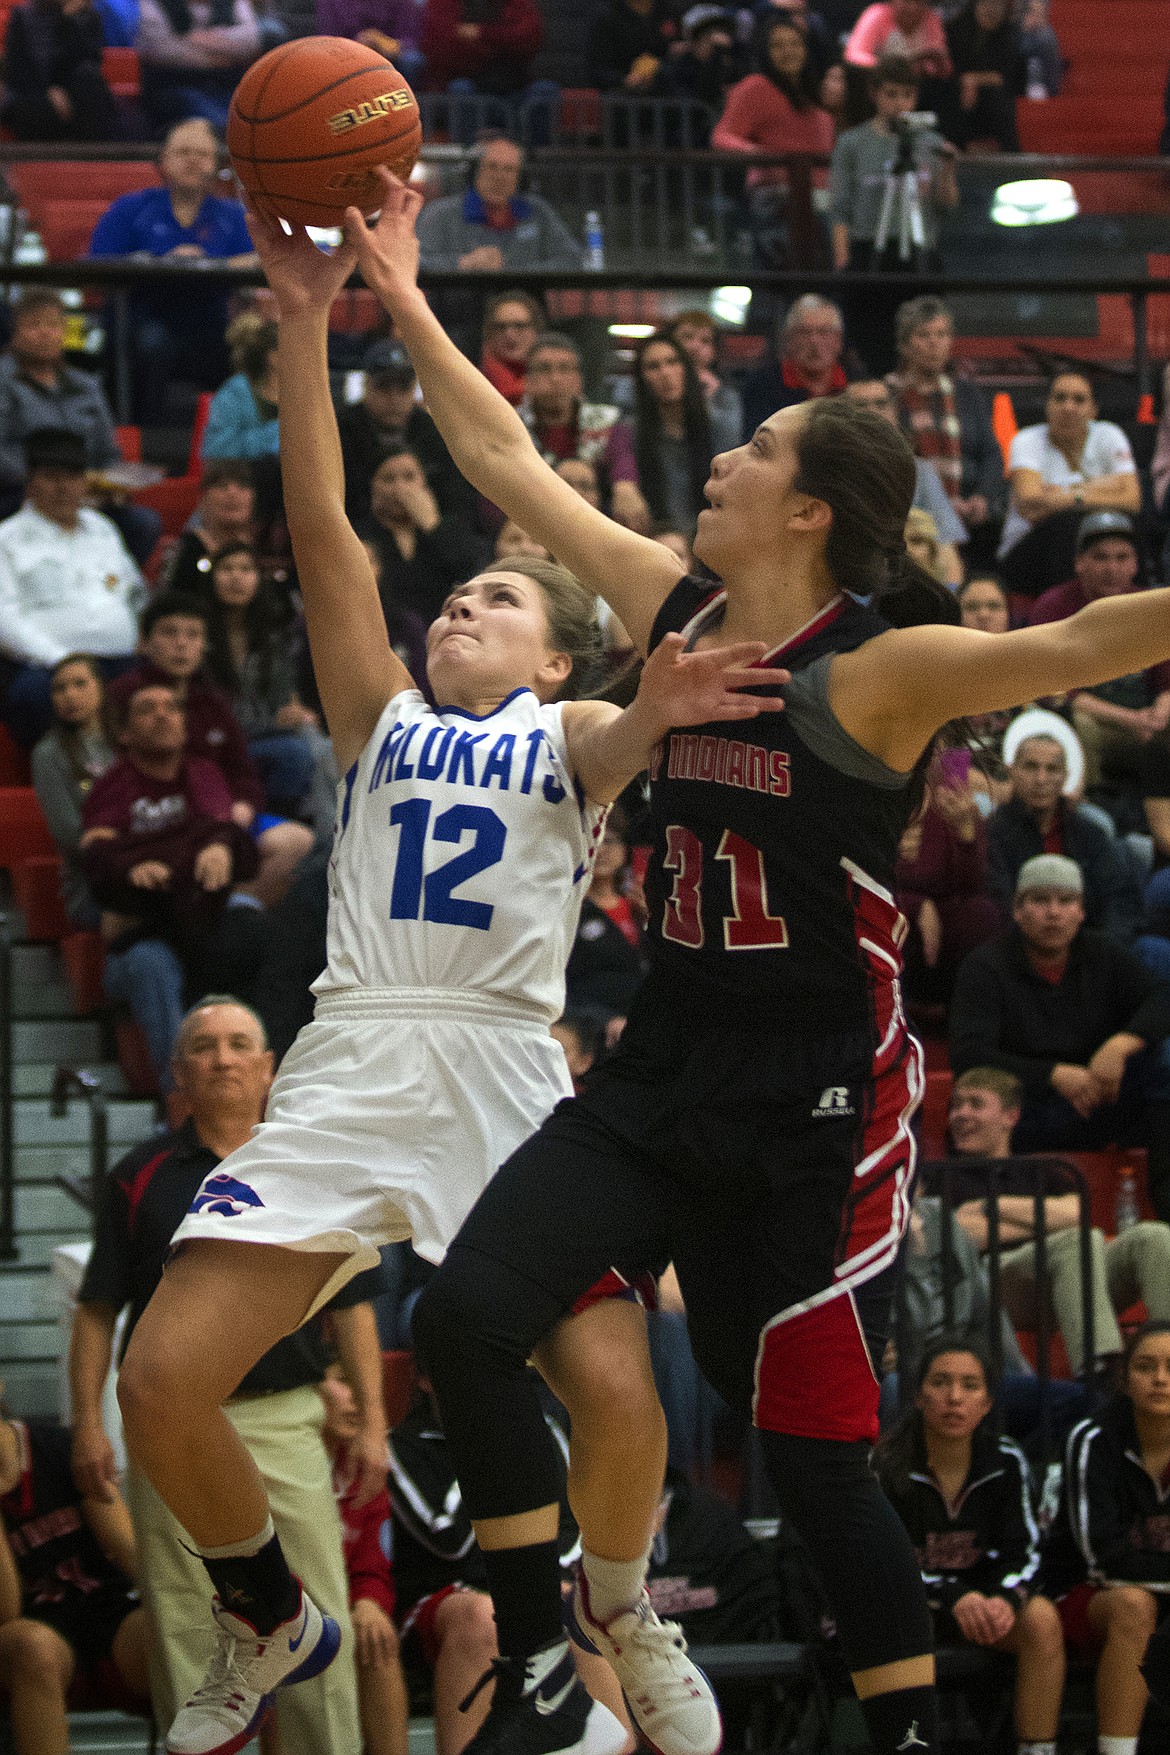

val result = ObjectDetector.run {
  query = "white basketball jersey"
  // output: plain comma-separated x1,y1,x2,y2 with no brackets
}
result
316,687,607,1022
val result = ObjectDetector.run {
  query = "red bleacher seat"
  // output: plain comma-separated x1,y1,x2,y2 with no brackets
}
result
7,161,159,261
557,88,602,139
0,724,30,786
186,393,213,478
101,45,141,99
12,854,69,942
0,786,55,870
115,424,142,463
114,1016,160,1097
60,932,105,1016
132,473,201,541
919,1069,953,1159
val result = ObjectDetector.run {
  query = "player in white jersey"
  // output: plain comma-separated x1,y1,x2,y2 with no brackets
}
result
114,209,784,1755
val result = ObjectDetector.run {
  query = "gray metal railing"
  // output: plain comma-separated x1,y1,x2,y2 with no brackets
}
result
50,1065,108,1219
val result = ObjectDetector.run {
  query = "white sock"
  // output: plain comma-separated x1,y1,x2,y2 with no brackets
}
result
1019,1743,1056,1755
195,1515,275,1560
1098,1738,1139,1755
580,1549,649,1622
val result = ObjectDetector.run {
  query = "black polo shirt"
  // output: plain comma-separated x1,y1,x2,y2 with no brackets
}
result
78,1120,381,1398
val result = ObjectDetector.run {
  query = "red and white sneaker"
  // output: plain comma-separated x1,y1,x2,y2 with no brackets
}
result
569,1570,722,1755
165,1586,341,1754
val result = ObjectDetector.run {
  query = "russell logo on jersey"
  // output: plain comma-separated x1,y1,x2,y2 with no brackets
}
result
812,1087,855,1119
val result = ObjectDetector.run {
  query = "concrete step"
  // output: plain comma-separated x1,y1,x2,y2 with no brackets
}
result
14,1019,103,1063
16,1180,95,1231
13,1061,130,1098
0,1315,62,1357
12,1136,158,1184
0,1268,60,1323
15,1098,160,1149
0,1360,60,1416
11,943,60,983
5,1231,89,1271
13,980,78,1018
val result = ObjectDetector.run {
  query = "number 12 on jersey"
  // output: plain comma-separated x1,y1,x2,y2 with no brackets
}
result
662,824,789,951
389,799,507,930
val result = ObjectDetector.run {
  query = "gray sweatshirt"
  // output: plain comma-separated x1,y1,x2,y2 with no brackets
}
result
829,119,949,248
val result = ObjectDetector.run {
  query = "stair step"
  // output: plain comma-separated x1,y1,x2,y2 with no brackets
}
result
0,1269,60,1323
12,1139,158,1183
14,1098,160,1148
4,1231,90,1270
13,981,77,1017
0,1313,64,1355
16,1180,97,1231
13,1062,130,1098
0,1361,61,1416
14,1019,103,1062
11,943,60,983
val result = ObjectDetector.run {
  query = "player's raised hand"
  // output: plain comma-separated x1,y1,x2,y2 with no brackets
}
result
342,168,424,312
639,632,789,728
244,201,358,320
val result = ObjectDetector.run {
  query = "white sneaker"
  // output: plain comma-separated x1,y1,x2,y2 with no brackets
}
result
569,1571,722,1755
166,1587,341,1754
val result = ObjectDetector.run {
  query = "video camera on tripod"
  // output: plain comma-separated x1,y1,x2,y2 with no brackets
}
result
875,110,939,263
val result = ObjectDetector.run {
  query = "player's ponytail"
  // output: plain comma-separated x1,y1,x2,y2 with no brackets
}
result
490,554,610,700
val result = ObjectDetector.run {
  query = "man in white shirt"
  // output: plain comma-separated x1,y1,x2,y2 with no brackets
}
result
0,428,143,746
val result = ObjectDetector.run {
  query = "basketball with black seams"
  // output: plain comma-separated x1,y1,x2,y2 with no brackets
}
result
227,36,422,228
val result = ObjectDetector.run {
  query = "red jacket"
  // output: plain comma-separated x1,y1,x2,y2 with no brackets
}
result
422,0,542,89
108,662,264,815
334,1463,396,1618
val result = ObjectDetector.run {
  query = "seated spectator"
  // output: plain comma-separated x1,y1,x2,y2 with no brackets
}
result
1059,1322,1170,1746
643,1467,784,1645
89,118,257,426
31,653,117,929
0,288,160,563
421,0,547,123
753,0,835,84
988,717,1139,941
163,459,261,594
999,371,1140,595
819,56,847,131
662,309,743,450
314,0,424,86
339,338,471,527
874,1338,1065,1752
904,507,949,583
135,0,261,131
416,138,583,275
108,591,313,905
0,1407,150,1753
958,572,1010,632
948,853,1170,1211
495,520,550,561
0,427,143,748
886,294,1006,556
894,754,999,1006
553,456,602,508
1,0,123,141
844,0,952,82
566,804,648,1022
479,291,543,408
656,4,737,122
587,0,677,92
630,332,718,541
200,314,279,463
80,680,265,1081
519,334,650,532
710,15,834,266
358,447,486,626
942,0,1023,152
936,1067,1170,1373
844,376,966,579
550,1009,601,1092
740,292,847,436
1028,511,1168,800
1017,0,1061,97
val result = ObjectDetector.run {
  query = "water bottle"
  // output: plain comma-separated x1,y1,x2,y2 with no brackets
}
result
1115,1169,1139,1234
584,210,605,272
1026,56,1048,100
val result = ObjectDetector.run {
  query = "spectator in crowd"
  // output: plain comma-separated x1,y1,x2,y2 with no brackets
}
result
844,0,952,82
988,717,1140,942
587,0,678,92
163,459,262,594
0,428,143,748
740,292,847,436
200,315,280,463
844,377,966,580
519,332,650,532
1028,512,1169,797
955,574,1015,785
1,0,124,141
958,572,1010,632
554,455,602,507
0,1402,150,1754
874,1338,1065,1753
1017,0,1062,98
662,310,743,450
315,0,425,86
108,591,313,906
31,652,116,929
494,518,550,561
339,338,471,527
753,0,835,85
479,291,543,407
886,295,1006,555
642,1466,786,1645
358,446,486,626
656,5,737,120
949,854,1170,1209
710,15,835,266
819,56,848,131
68,996,385,1749
894,754,998,1006
551,1009,601,1091
421,0,543,110
135,0,261,130
359,538,428,688
942,0,1023,152
904,508,949,584
0,288,160,563
999,371,1140,594
935,1068,1170,1375
630,332,717,541
416,138,583,274
566,804,648,1023
320,1374,411,1755
1141,740,1170,871
89,118,257,425
1060,1322,1170,1747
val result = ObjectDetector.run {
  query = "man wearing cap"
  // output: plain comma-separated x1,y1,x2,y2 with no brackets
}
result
1027,511,1170,795
338,340,470,526
949,853,1170,1211
0,427,143,747
986,721,1140,943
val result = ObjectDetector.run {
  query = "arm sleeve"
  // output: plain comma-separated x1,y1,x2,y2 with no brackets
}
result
204,699,265,813
31,737,84,854
135,0,207,68
711,78,761,151
343,1487,396,1615
531,203,584,270
1111,945,1170,1044
78,1167,133,1312
844,5,886,67
960,384,1006,507
85,381,123,471
829,131,859,227
4,11,38,92
88,195,136,258
990,1442,1042,1602
0,544,68,666
916,461,968,545
1069,1422,1170,1586
414,202,462,272
948,945,1059,1094
200,379,280,461
0,380,31,493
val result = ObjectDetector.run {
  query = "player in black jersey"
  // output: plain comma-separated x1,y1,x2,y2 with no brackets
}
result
320,174,1170,1755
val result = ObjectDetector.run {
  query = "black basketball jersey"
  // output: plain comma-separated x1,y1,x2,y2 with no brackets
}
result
0,1420,132,1622
639,577,918,1033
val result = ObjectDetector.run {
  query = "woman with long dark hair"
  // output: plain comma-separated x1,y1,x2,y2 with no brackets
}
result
631,332,715,540
30,653,116,928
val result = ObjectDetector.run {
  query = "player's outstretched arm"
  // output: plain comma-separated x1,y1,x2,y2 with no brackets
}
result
831,586,1170,774
249,206,414,773
563,636,788,804
341,172,683,655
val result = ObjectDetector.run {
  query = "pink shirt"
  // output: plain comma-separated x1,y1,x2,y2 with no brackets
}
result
711,77,835,187
844,3,952,75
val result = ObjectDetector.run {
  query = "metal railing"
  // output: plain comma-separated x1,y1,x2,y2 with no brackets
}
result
49,1065,108,1219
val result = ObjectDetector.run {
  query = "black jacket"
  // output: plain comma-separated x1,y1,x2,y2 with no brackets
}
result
338,402,473,527
878,1420,1042,1610
1063,1398,1170,1591
986,795,1140,943
358,514,487,627
565,896,649,1019
948,925,1170,1098
588,0,678,90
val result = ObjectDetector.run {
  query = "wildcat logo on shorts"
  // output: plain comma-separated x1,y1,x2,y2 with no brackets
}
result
188,1172,266,1218
812,1087,854,1119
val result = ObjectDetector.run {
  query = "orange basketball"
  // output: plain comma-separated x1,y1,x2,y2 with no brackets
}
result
227,36,422,229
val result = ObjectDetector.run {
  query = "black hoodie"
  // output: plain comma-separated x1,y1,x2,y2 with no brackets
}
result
1063,1397,1170,1592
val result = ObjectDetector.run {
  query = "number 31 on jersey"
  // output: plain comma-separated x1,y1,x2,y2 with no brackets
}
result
662,825,789,951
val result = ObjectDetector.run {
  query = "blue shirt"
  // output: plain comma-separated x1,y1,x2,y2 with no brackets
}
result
89,189,252,327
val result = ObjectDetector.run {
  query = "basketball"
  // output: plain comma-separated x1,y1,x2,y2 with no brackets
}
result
227,36,422,229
